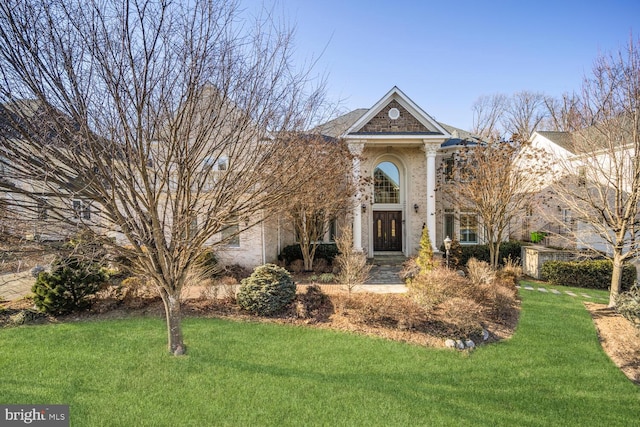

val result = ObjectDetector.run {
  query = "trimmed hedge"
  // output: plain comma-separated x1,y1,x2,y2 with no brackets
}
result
541,260,637,291
439,241,523,267
278,243,339,265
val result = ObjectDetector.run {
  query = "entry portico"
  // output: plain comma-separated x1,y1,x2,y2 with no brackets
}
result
341,86,451,256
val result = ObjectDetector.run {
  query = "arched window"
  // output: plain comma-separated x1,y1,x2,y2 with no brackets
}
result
374,161,400,204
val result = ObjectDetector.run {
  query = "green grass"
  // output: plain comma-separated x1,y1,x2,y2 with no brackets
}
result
1,287,639,426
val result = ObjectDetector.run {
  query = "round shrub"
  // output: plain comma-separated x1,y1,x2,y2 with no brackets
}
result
32,257,107,315
236,263,296,316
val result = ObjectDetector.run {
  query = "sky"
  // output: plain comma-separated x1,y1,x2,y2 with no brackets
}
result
243,0,640,131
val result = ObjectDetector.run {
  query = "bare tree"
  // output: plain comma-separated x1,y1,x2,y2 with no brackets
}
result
471,93,507,140
278,134,354,271
549,38,640,307
0,0,327,354
502,91,548,141
334,225,371,294
440,140,550,269
543,93,580,132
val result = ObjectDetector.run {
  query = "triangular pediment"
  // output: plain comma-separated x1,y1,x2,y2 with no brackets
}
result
345,86,451,138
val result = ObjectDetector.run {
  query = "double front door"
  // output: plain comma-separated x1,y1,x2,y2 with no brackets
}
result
373,210,402,251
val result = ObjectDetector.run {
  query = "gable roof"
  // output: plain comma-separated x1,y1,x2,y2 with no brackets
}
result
312,108,368,139
535,131,575,153
343,86,451,138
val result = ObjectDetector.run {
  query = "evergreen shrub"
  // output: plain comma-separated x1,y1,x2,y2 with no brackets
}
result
616,284,640,329
439,241,523,268
541,260,636,291
237,263,296,316
278,243,339,265
32,257,107,315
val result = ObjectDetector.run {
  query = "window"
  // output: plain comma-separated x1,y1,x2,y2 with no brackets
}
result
443,157,454,182
221,215,240,247
577,166,586,187
444,209,455,241
73,199,91,220
562,208,573,233
189,216,198,239
374,162,400,204
459,213,478,243
217,156,228,171
37,199,48,220
203,155,228,171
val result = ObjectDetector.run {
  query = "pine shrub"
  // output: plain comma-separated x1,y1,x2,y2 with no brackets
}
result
417,226,436,273
616,284,640,329
32,257,107,315
237,263,296,316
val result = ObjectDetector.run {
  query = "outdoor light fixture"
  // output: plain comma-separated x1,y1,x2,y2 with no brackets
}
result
444,235,452,269
413,203,419,213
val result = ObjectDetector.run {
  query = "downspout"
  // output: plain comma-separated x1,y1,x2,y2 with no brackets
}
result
261,210,266,264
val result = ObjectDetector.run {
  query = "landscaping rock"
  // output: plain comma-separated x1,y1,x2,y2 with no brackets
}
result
455,339,465,349
482,329,490,341
465,340,475,349
30,265,45,278
444,339,456,348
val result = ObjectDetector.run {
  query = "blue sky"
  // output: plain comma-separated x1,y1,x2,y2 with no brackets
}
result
245,0,640,131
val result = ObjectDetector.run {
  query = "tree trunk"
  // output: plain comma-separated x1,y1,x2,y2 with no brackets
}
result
609,251,624,308
489,241,500,269
160,289,185,355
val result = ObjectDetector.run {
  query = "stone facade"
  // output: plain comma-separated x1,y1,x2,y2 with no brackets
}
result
357,100,432,133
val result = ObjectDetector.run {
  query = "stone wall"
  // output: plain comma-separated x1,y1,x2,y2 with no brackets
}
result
358,100,432,133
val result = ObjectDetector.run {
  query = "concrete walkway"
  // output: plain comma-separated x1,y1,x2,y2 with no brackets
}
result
517,284,609,302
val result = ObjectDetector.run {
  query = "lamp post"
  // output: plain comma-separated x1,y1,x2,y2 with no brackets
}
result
443,236,452,269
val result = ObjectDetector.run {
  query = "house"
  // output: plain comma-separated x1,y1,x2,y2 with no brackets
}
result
0,87,507,269
258,86,485,264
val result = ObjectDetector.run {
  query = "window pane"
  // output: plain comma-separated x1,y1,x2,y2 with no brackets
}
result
444,214,454,241
460,214,477,243
374,162,400,204
221,215,240,247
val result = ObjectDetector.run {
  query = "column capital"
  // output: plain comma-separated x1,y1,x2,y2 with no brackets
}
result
422,141,439,156
348,142,365,156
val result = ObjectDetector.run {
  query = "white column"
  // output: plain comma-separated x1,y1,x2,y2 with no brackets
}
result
349,142,365,251
424,141,438,251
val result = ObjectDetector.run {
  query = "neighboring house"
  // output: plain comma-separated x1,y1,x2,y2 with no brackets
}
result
525,128,638,255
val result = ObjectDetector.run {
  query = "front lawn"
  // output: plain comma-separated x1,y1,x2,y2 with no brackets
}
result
1,288,638,426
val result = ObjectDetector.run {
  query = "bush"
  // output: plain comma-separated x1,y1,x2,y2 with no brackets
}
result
194,250,219,278
407,267,473,312
442,241,523,268
32,257,107,315
466,258,495,286
616,284,640,329
294,285,332,320
496,256,523,287
541,260,637,291
530,231,546,243
407,266,518,326
341,293,429,330
278,243,339,265
236,264,296,316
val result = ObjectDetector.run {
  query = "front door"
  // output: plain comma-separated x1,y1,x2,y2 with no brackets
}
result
373,211,402,251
